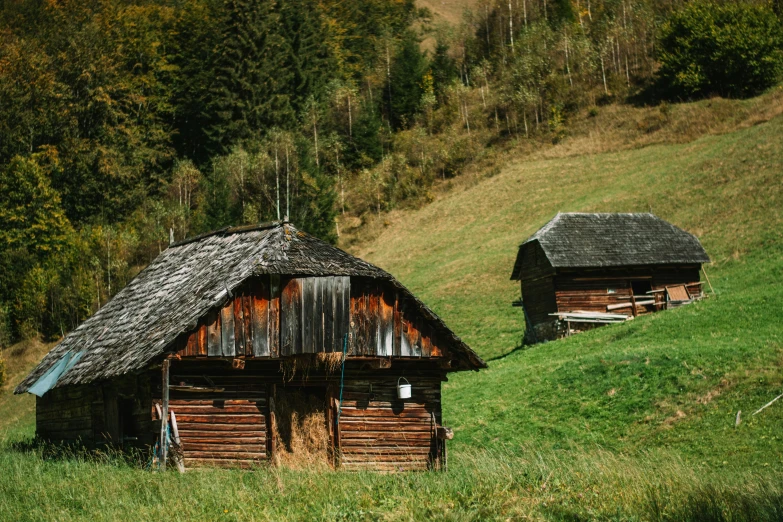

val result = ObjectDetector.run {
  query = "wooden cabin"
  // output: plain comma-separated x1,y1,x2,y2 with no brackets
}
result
510,213,710,343
16,222,485,471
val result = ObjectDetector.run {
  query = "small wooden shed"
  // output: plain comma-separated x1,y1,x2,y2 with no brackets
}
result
510,213,710,342
16,222,485,471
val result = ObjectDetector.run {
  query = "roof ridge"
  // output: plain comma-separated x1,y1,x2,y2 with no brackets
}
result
169,221,286,248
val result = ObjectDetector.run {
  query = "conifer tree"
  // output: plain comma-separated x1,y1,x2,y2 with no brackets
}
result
430,41,458,103
279,0,334,115
385,31,428,129
209,0,294,151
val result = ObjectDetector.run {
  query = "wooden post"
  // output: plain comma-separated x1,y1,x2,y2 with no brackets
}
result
702,266,715,297
628,281,637,317
268,384,276,465
159,359,170,471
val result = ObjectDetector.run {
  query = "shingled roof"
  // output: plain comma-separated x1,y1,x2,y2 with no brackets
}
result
511,213,710,279
17,222,484,395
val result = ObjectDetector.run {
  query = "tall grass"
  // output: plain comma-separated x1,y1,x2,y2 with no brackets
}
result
1,440,782,521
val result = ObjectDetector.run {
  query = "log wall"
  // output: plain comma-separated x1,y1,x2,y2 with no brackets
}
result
168,376,268,468
37,360,447,471
36,385,95,442
337,376,442,472
553,266,702,317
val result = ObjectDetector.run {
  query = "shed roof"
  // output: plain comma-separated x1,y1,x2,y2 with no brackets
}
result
17,223,484,394
510,213,710,279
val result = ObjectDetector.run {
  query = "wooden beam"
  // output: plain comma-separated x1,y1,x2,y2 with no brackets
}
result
361,358,392,370
159,359,170,471
267,384,276,466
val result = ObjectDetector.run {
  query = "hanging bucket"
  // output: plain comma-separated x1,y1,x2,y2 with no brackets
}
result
397,377,412,399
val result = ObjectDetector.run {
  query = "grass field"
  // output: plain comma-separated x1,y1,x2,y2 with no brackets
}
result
1,93,783,520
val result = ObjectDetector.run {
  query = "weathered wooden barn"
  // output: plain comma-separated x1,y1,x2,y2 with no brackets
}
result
510,213,710,342
16,222,485,471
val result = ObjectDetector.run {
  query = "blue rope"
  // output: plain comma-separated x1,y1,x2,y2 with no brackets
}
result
337,333,348,424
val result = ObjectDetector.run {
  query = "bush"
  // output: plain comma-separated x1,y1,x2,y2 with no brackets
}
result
657,1,783,98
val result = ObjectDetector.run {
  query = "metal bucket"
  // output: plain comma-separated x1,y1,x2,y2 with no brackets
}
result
397,377,411,399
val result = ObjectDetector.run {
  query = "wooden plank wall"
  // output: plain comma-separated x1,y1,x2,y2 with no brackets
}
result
36,386,95,442
338,377,441,472
521,276,558,324
168,375,268,468
177,276,443,361
554,276,635,315
280,276,349,355
552,266,703,318
350,280,440,358
184,277,281,358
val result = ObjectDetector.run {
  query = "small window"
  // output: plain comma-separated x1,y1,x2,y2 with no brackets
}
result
607,288,617,294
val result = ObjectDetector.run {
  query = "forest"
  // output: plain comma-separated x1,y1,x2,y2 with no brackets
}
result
0,0,781,346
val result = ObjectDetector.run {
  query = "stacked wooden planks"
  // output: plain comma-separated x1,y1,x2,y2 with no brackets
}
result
338,378,440,472
169,375,268,468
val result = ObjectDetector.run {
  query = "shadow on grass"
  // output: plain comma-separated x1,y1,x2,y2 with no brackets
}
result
486,341,532,362
4,436,150,468
644,484,783,522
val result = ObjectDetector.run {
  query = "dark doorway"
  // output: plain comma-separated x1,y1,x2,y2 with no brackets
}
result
631,280,652,296
118,398,138,442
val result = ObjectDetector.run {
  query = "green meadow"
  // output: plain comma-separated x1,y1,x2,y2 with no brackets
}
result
1,94,783,520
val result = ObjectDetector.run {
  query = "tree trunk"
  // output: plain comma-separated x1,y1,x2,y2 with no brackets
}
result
275,147,280,221
285,144,290,220
508,1,514,53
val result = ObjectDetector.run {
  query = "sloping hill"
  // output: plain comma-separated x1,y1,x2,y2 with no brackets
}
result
353,106,783,468
0,97,782,521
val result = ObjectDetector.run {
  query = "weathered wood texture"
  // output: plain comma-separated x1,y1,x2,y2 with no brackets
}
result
36,374,155,448
552,266,702,317
338,377,441,472
36,386,95,442
167,374,268,467
520,276,558,324
176,276,445,361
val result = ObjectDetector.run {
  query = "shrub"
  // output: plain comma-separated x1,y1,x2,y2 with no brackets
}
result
657,1,783,98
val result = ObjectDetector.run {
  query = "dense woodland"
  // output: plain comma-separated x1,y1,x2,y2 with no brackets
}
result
0,0,781,345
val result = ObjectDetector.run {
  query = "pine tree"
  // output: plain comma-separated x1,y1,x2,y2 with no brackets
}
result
430,41,458,103
279,0,335,115
385,31,428,130
209,0,294,151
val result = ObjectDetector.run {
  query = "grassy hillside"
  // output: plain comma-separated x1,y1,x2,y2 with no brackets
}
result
1,94,783,520
350,94,783,471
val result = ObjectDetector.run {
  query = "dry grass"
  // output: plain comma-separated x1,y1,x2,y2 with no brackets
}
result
280,353,344,382
338,87,783,250
543,88,783,160
272,388,330,470
315,351,344,374
0,338,56,440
